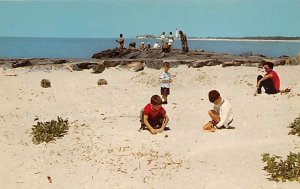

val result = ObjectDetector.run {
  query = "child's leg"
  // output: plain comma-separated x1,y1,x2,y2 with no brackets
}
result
203,122,213,130
162,95,167,102
203,110,220,131
161,88,169,103
208,110,220,123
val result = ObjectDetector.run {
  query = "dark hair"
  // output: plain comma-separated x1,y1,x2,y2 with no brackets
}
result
263,62,274,69
170,32,172,35
208,90,220,103
163,62,170,68
120,34,123,37
179,30,183,35
150,95,162,105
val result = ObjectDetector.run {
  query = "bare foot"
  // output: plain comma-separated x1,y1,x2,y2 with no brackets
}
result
208,127,217,132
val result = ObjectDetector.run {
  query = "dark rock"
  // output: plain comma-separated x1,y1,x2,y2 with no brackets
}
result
190,61,205,68
126,51,141,59
12,59,32,68
136,49,165,59
206,59,219,66
222,61,238,67
145,59,163,70
180,60,195,65
92,63,106,73
103,60,121,67
97,79,108,85
190,59,215,68
71,64,83,71
54,59,68,64
133,64,144,72
135,51,148,59
76,62,98,69
256,54,267,58
92,48,121,59
165,60,180,68
41,79,51,88
234,58,253,64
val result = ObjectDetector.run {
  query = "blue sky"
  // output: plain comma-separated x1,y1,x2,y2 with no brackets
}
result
0,0,299,38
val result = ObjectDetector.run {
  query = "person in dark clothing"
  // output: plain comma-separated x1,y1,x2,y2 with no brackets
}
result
116,34,125,50
179,30,189,53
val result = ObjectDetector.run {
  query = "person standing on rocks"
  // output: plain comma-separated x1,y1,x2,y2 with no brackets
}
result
116,33,125,50
161,32,166,47
168,32,174,49
255,62,280,95
179,30,189,53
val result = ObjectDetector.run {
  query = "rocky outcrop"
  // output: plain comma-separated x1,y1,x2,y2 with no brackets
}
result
92,63,106,73
2,49,298,72
54,59,68,64
145,60,164,70
12,59,32,68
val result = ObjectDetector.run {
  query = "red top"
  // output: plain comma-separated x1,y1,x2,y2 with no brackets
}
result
267,70,280,92
143,103,166,119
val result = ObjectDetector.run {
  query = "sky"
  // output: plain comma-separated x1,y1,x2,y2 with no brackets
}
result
0,0,299,38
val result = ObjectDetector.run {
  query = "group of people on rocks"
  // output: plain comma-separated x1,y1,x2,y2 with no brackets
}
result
116,30,189,53
139,61,281,134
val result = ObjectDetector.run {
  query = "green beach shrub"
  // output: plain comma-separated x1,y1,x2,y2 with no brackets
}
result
31,117,69,144
288,115,300,136
262,153,300,182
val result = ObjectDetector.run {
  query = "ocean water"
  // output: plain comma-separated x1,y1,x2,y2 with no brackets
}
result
0,37,300,59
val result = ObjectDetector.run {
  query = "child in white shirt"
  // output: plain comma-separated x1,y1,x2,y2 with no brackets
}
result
203,90,234,131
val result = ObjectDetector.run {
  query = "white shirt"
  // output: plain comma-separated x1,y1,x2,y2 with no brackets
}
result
159,71,171,88
168,35,174,43
213,99,234,128
161,35,165,43
153,43,160,48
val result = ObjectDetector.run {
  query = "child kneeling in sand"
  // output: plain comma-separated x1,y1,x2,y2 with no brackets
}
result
140,95,170,134
203,90,234,131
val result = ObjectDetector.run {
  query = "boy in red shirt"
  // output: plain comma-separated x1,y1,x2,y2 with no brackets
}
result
140,95,169,134
256,62,280,95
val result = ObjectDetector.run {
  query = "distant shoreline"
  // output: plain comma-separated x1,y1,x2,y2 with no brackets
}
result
187,38,300,43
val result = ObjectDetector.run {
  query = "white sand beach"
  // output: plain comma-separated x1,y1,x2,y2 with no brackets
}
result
1,64,300,188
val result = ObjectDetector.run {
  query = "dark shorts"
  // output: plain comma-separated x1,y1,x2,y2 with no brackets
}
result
161,87,170,95
140,109,164,129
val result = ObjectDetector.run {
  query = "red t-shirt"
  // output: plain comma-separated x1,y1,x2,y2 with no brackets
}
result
143,103,166,119
267,70,280,92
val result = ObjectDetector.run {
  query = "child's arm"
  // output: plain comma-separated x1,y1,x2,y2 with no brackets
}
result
215,104,231,128
143,115,158,134
158,114,169,132
161,79,171,83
